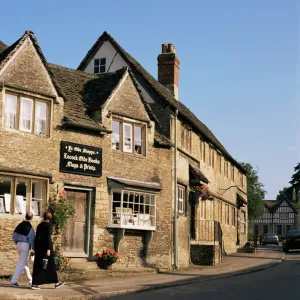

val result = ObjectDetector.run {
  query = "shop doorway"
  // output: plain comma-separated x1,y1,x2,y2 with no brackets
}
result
61,187,93,257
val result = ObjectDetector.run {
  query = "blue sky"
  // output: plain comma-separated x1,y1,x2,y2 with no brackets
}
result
0,1,298,199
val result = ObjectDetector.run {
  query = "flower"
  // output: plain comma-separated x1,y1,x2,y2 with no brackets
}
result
58,189,67,198
96,248,119,265
191,184,213,201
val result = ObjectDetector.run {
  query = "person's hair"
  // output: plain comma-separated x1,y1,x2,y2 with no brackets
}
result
25,212,33,220
43,211,52,221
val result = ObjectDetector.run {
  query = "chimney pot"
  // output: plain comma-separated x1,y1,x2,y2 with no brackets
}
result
168,44,175,53
162,44,168,53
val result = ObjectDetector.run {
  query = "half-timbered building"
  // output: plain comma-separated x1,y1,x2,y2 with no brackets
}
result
249,199,298,238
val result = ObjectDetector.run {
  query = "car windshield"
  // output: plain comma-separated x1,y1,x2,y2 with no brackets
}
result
287,230,300,238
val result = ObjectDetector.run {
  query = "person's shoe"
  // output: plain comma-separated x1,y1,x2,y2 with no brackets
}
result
10,282,19,288
31,285,40,290
55,282,65,289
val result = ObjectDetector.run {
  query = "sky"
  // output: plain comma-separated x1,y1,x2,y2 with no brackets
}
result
0,0,298,199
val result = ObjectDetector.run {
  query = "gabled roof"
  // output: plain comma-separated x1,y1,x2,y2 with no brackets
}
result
0,31,64,98
49,64,158,133
0,40,8,53
78,31,246,174
263,199,297,214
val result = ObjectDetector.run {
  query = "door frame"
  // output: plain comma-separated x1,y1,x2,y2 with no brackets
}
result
63,185,94,258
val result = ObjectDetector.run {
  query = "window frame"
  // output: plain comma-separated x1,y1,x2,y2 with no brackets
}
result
109,189,156,231
94,58,106,74
181,124,191,153
111,119,146,156
177,184,186,215
3,92,51,137
232,207,236,226
0,174,47,217
241,211,246,233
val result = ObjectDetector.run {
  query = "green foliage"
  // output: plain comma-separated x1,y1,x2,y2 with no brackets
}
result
49,189,76,233
276,187,292,201
54,244,70,272
289,163,300,189
240,162,266,220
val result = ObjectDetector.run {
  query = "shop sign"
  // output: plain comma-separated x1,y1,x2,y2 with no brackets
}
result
60,141,102,177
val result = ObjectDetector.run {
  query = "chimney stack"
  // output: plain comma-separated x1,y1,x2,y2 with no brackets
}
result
157,43,180,100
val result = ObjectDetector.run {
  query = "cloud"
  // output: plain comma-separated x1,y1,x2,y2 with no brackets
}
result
288,145,296,151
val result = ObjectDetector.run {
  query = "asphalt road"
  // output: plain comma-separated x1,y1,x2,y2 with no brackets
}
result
106,247,299,300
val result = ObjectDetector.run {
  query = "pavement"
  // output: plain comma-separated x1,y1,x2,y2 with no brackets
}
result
0,246,284,300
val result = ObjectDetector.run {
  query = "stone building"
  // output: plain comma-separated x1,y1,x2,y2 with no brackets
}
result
249,199,299,238
77,32,248,267
0,30,247,275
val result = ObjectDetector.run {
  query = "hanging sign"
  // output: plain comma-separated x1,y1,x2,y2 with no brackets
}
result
60,141,102,177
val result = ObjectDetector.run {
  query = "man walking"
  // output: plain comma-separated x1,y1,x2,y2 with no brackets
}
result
11,212,35,287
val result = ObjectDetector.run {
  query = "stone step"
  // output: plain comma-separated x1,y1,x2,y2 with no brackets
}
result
237,248,256,253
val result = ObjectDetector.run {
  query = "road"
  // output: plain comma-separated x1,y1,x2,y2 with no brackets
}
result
106,247,299,300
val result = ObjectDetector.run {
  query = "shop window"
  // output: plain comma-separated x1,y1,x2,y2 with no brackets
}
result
241,211,246,233
181,124,191,152
4,93,50,136
94,58,106,74
111,119,145,155
0,175,46,216
110,190,156,230
177,185,185,214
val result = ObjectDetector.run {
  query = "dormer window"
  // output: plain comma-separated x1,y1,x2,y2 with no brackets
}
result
94,58,106,74
4,92,50,136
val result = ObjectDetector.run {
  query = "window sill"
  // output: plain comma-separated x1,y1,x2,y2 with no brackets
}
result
1,127,50,138
111,150,146,159
0,213,42,220
108,224,156,231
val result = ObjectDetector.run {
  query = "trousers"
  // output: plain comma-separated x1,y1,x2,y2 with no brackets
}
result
11,242,32,284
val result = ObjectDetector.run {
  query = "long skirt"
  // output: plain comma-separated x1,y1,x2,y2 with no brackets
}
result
32,252,58,285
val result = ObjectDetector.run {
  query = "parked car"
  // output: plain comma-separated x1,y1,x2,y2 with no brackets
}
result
282,230,300,253
262,233,279,245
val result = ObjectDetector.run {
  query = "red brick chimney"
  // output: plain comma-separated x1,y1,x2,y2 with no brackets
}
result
157,43,180,100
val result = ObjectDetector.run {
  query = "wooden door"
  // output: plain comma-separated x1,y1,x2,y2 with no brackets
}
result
61,190,87,255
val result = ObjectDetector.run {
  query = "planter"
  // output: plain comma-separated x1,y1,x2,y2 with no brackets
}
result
97,258,113,270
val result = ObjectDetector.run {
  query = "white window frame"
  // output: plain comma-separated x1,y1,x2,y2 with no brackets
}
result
20,97,33,132
34,100,48,135
4,94,17,129
94,58,106,74
123,123,133,153
111,120,121,150
241,211,246,233
0,174,47,217
177,185,185,214
134,125,143,155
109,189,156,231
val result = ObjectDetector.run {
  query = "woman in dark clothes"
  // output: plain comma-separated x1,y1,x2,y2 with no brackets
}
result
31,212,64,290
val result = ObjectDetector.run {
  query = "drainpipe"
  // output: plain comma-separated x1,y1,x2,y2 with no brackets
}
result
174,109,179,270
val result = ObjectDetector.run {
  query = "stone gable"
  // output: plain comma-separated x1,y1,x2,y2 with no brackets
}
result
1,40,56,97
107,74,150,122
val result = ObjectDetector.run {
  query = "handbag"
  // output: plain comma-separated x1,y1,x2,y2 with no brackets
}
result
42,258,48,270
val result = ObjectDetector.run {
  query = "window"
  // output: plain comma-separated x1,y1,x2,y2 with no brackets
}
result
4,93,50,136
239,172,244,187
112,119,145,155
280,213,289,220
225,204,229,224
286,225,292,234
94,58,106,74
231,165,235,182
0,175,46,216
217,153,221,173
209,147,215,168
181,125,191,152
112,121,120,150
200,140,206,162
277,225,282,235
110,190,156,230
241,211,246,233
177,185,185,214
218,201,222,223
232,207,236,226
224,160,228,178
263,224,268,234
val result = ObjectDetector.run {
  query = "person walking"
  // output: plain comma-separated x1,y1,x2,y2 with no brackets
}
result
31,211,64,290
11,212,35,287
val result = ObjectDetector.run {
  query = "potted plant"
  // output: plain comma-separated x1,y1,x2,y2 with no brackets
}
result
96,248,119,270
191,184,214,202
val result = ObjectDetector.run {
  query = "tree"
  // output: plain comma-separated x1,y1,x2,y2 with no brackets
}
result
276,187,293,201
289,163,300,191
240,162,266,220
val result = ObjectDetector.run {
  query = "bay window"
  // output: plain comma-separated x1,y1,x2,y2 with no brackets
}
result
0,175,47,216
4,92,50,136
111,119,145,155
110,190,156,230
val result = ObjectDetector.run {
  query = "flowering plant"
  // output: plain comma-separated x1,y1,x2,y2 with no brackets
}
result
54,245,71,272
96,248,119,265
191,184,214,201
